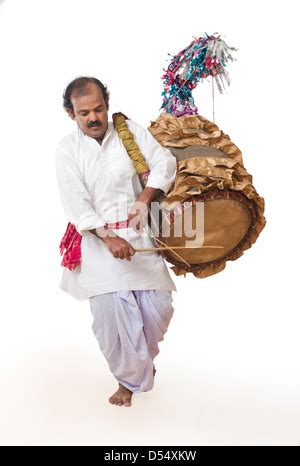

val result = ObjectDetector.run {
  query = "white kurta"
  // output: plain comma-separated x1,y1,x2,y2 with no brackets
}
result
55,119,177,301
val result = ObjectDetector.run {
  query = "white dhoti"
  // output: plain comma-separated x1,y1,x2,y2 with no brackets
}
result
89,290,174,393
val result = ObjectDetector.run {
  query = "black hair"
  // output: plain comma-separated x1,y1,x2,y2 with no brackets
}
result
63,76,110,112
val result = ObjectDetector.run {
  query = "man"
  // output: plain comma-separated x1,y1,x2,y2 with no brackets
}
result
55,77,177,407
55,77,176,406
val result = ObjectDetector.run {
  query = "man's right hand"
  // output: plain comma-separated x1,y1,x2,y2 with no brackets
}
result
93,226,135,260
102,236,135,260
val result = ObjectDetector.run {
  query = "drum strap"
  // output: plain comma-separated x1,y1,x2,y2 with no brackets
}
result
112,112,150,186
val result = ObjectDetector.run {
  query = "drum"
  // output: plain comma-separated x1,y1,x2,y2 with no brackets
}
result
147,112,266,278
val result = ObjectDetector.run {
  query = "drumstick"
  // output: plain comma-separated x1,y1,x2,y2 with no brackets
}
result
135,245,224,252
147,213,192,267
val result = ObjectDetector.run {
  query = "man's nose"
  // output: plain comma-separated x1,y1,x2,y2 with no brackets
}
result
89,112,99,122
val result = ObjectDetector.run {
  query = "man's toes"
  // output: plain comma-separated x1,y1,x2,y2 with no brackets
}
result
109,395,120,405
109,387,132,407
110,399,123,406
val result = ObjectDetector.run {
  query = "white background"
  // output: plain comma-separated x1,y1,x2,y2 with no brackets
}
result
0,0,299,446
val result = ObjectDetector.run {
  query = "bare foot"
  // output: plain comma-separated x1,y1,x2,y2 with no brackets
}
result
109,367,156,406
109,384,133,407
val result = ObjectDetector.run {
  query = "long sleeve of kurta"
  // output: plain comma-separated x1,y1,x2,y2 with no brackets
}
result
55,147,106,236
126,120,177,194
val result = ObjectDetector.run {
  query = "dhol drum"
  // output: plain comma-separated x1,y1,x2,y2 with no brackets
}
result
146,112,266,278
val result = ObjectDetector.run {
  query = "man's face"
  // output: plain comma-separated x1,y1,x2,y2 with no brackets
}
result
68,82,109,143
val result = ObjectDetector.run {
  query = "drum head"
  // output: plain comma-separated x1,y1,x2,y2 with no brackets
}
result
159,190,254,266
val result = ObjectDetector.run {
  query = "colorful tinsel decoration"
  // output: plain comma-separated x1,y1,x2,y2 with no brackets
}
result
161,33,237,117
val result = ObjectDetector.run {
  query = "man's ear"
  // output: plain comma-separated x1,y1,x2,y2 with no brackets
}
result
105,99,109,111
66,108,76,120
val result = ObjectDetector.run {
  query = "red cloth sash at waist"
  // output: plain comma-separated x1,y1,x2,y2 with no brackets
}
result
59,220,130,271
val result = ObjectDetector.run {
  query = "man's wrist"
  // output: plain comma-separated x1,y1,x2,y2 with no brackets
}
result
137,187,163,205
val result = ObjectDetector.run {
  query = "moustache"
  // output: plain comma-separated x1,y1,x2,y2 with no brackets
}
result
87,121,101,128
